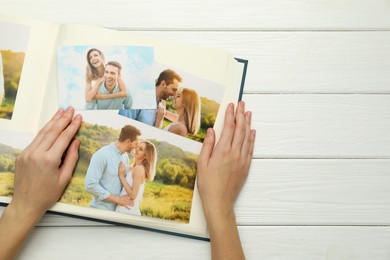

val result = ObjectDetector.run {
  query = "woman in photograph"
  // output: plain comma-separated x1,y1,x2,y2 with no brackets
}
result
156,87,201,137
85,48,127,108
115,140,157,215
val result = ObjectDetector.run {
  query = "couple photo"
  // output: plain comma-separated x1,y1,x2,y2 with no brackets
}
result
0,21,29,120
85,124,156,216
85,48,129,110
61,110,201,223
119,68,201,139
118,65,226,143
57,45,156,111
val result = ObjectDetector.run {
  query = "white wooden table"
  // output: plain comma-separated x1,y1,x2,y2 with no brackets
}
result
1,1,390,259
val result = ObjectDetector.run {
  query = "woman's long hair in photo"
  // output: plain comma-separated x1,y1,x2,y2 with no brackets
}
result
86,48,105,82
179,87,201,135
133,140,157,181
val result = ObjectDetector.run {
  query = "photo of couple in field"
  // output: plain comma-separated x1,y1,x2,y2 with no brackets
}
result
58,45,226,143
72,111,201,223
0,21,29,120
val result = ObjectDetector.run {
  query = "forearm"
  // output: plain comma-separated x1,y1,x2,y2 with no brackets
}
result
206,210,245,260
85,87,99,102
95,92,126,100
0,203,43,259
105,194,119,204
154,115,163,128
164,110,179,122
85,180,110,201
119,175,133,197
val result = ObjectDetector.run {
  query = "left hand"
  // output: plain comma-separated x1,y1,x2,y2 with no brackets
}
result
118,162,126,178
11,107,82,218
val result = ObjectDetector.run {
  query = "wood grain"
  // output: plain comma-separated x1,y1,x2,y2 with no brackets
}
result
1,0,390,30
18,226,390,260
139,31,390,93
246,94,390,158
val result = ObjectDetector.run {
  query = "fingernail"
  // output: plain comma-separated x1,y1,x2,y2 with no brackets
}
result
56,108,65,116
246,111,252,120
207,128,213,136
65,106,74,114
240,101,245,108
251,129,256,139
74,114,82,121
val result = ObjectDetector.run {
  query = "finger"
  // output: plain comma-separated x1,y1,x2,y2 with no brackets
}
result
37,107,76,151
216,103,235,148
245,129,256,174
231,101,247,151
58,138,80,186
240,111,253,158
50,114,82,159
197,128,215,169
25,108,65,152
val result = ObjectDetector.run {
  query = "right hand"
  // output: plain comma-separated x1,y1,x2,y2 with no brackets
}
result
197,102,256,220
155,100,166,127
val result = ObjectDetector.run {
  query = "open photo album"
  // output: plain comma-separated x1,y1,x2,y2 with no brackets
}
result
0,14,247,239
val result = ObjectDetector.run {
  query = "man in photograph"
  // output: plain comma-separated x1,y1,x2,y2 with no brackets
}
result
118,69,182,126
95,61,128,110
85,125,141,211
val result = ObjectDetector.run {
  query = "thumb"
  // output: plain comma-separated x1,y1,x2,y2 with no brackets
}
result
197,128,215,169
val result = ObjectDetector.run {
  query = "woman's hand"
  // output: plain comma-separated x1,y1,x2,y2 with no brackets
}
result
12,107,82,217
197,102,255,260
96,76,105,86
198,102,255,219
0,107,82,260
118,162,126,178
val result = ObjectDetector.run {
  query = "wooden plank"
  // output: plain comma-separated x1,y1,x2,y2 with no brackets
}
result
244,94,390,158
1,0,390,30
138,31,390,93
3,159,390,227
235,159,390,225
18,226,390,259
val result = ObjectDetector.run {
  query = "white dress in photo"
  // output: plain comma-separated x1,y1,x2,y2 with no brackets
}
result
115,171,145,216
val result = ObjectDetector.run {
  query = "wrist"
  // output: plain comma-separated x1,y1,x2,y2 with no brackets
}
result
10,198,45,219
204,207,236,232
4,201,43,227
207,211,237,241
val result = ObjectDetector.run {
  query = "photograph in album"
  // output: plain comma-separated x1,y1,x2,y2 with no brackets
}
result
0,21,30,120
57,45,156,111
118,62,225,143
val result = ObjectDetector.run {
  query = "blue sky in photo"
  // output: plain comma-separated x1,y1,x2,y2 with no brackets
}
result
57,45,156,110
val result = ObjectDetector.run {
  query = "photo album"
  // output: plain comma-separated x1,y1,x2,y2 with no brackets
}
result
0,14,247,239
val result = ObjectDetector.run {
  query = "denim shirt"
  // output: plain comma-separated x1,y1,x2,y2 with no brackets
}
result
85,143,130,211
118,108,157,126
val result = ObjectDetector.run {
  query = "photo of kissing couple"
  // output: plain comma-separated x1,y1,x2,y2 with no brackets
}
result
84,124,156,215
61,110,201,223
